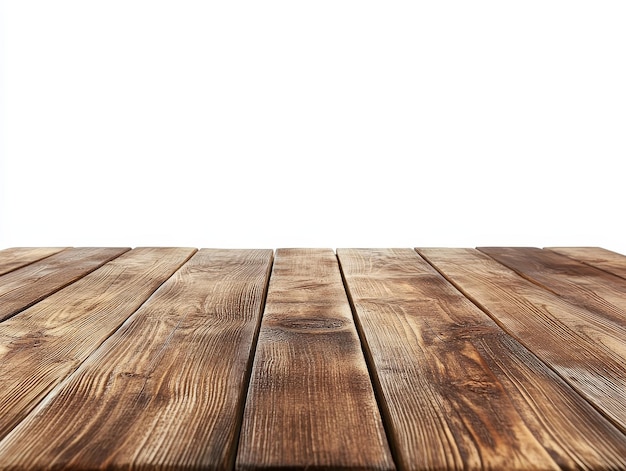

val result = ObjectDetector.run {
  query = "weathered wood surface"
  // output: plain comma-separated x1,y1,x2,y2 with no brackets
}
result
479,247,626,328
0,247,129,322
418,248,626,434
0,247,67,276
0,246,624,470
0,248,195,443
0,249,272,470
548,246,626,281
339,248,626,470
237,249,394,470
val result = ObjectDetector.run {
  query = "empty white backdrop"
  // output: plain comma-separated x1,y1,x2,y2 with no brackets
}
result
1,1,625,251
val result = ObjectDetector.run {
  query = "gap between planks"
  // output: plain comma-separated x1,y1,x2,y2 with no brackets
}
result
337,251,403,470
0,249,273,469
229,251,275,471
341,248,626,469
0,248,197,444
417,248,626,436
0,247,68,277
235,249,394,470
0,247,131,322
1,247,625,470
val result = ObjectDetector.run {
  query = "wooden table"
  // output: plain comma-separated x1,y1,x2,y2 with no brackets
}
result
0,247,625,470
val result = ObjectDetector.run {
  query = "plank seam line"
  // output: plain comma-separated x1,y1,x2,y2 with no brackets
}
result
231,251,275,471
0,248,198,446
544,247,626,283
415,248,626,437
0,248,131,324
476,248,563,297
336,252,401,471
0,247,70,278
480,247,626,353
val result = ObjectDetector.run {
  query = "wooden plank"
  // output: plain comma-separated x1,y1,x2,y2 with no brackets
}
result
339,248,626,470
0,247,67,276
417,248,626,434
0,249,273,470
547,246,626,281
479,247,626,328
0,247,129,322
0,247,195,442
236,249,394,471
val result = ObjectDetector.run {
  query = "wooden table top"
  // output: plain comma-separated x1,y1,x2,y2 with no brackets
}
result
0,247,624,470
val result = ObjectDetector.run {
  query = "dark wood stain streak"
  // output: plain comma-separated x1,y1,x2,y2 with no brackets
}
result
0,247,68,276
418,248,626,435
236,248,394,471
0,248,195,443
339,248,626,470
0,247,130,322
547,246,626,281
0,249,272,470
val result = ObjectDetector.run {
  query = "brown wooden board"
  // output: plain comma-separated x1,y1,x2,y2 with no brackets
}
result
0,247,67,276
0,247,195,442
547,247,626,281
236,249,394,471
0,249,273,470
479,247,626,328
418,248,626,435
0,247,129,322
339,248,626,470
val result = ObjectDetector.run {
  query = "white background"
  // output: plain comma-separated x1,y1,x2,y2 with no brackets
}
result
1,1,625,251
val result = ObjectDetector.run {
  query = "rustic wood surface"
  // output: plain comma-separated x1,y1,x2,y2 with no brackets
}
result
0,249,272,470
418,248,626,434
339,248,626,470
237,249,394,470
0,247,67,276
0,248,195,443
548,246,626,281
479,246,626,328
0,246,624,470
0,247,129,322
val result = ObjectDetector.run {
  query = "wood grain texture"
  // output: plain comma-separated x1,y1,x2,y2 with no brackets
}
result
236,249,394,471
0,247,67,276
339,248,626,470
547,246,626,281
0,247,195,443
479,247,626,328
0,247,129,322
0,249,273,470
418,248,626,434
